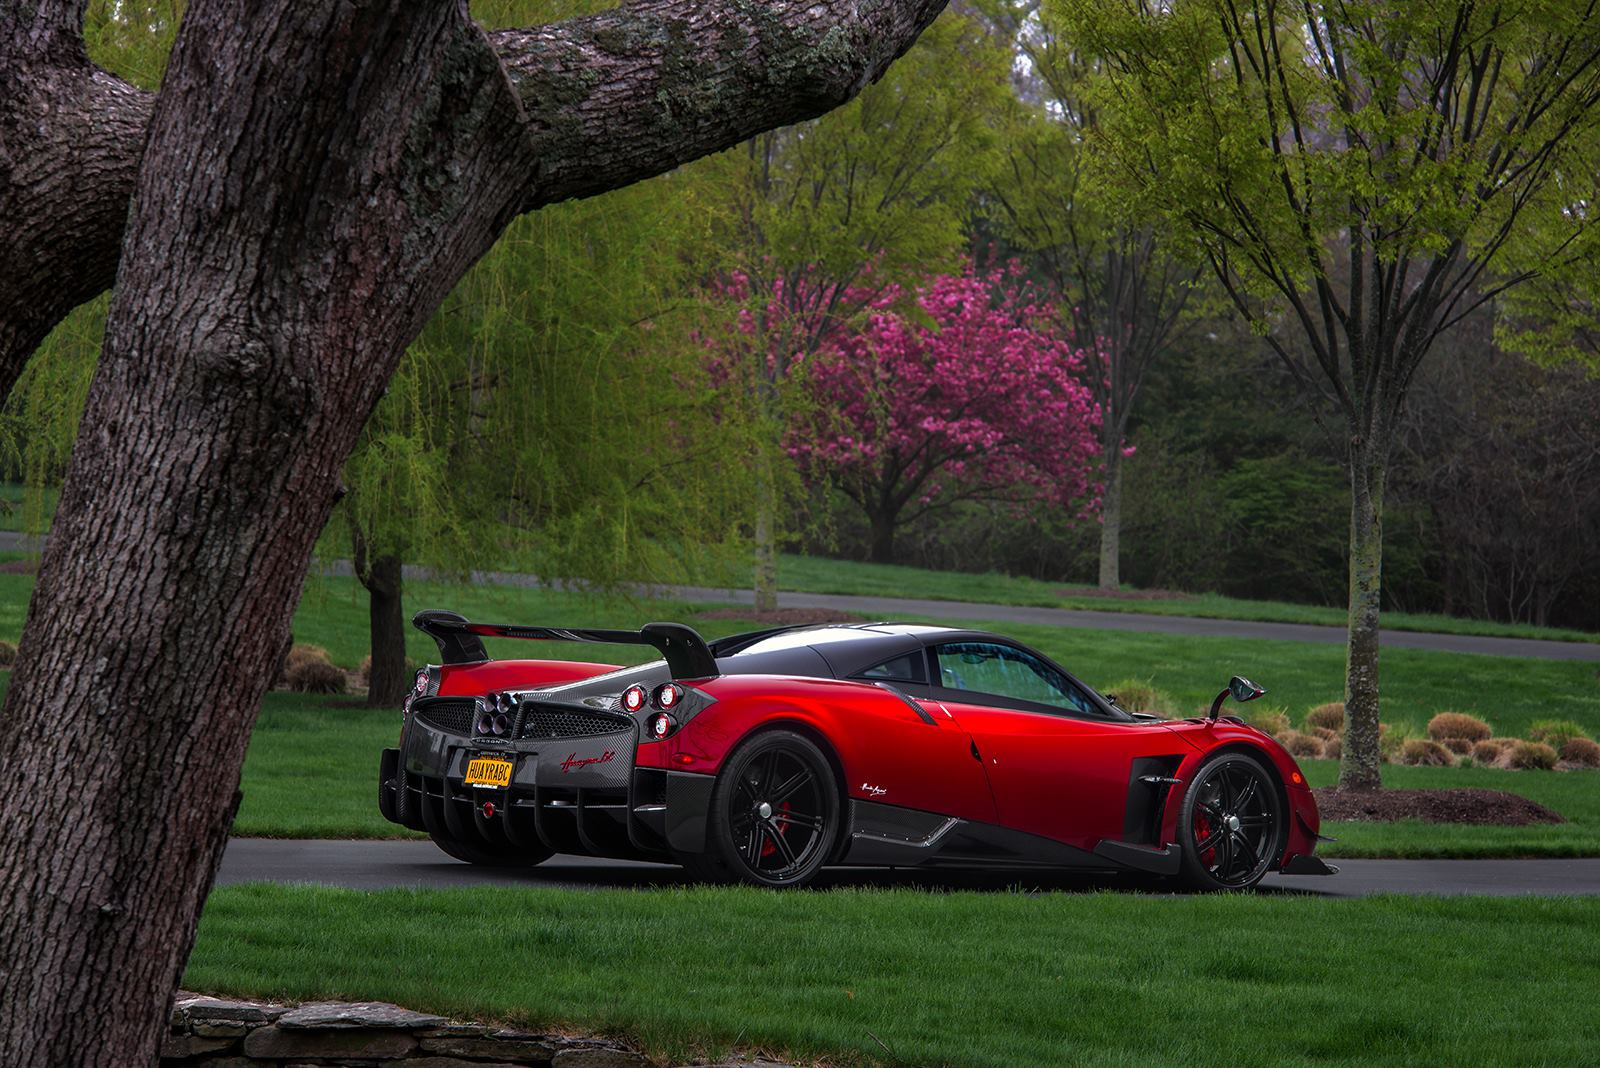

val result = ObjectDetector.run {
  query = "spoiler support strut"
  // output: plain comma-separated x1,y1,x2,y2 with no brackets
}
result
412,610,720,680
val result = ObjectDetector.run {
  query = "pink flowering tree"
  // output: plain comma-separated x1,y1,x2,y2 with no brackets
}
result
795,264,1104,563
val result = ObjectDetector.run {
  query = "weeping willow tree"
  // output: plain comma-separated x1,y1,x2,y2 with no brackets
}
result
3,0,763,705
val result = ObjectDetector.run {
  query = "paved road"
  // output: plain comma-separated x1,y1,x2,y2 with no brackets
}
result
6,532,1595,660
217,839,1600,898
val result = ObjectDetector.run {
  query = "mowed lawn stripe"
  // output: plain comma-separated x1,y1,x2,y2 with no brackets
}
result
190,884,1599,1067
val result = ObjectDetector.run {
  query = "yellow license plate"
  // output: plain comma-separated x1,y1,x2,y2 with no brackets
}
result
464,756,513,788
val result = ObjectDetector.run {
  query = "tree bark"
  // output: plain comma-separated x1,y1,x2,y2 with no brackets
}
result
869,505,898,564
0,1,152,394
1339,444,1385,791
1097,448,1123,590
0,1,949,1062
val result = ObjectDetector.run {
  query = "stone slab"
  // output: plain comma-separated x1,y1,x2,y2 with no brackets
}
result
276,1000,449,1030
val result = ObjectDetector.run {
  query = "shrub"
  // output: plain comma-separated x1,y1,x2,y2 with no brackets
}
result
1277,729,1325,759
1401,738,1454,766
1427,712,1492,743
1103,679,1177,718
286,658,346,694
1528,720,1589,747
1560,737,1600,768
1508,740,1559,771
1313,726,1340,742
0,640,15,668
285,643,332,670
1472,740,1511,764
1243,706,1290,737
1321,735,1341,760
1379,722,1419,763
1305,702,1345,732
1440,736,1475,756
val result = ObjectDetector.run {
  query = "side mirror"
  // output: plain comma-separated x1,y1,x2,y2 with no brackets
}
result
1208,675,1266,721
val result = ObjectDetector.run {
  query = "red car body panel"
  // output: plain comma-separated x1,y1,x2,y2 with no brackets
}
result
437,659,620,696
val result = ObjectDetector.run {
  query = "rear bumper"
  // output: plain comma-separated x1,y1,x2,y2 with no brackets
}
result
378,745,716,860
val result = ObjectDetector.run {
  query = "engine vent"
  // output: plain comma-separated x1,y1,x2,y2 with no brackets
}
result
413,697,477,736
518,703,631,740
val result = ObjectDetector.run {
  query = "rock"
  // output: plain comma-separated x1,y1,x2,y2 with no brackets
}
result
276,1000,449,1030
172,995,283,1026
420,1023,490,1038
158,1033,237,1060
191,1021,250,1038
422,1034,560,1061
552,1047,653,1068
402,1058,535,1068
242,1026,418,1059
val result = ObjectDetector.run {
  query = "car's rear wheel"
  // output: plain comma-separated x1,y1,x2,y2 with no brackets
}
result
683,729,841,888
428,830,552,868
1176,751,1283,891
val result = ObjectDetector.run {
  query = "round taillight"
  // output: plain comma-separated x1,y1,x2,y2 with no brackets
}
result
413,670,429,696
649,712,677,738
622,685,647,712
653,683,681,710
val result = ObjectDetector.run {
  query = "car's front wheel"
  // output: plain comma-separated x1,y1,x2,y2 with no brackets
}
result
1176,751,1283,891
428,830,552,868
683,729,841,888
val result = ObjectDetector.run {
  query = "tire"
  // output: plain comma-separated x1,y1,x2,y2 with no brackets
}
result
683,729,842,888
429,830,552,868
1176,751,1284,891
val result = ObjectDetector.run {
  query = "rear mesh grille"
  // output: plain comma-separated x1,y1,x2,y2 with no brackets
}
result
519,704,630,740
414,698,476,735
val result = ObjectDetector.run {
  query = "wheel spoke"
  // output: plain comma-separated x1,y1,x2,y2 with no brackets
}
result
1199,801,1225,823
1232,776,1258,814
769,768,813,805
777,811,824,833
764,821,798,867
743,822,765,866
1195,829,1220,853
1215,771,1233,811
1231,830,1259,866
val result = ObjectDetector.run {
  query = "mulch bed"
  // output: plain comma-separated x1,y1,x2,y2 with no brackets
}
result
1314,787,1566,826
697,607,865,626
1056,586,1190,601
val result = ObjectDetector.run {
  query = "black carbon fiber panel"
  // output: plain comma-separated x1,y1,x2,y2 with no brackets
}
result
414,697,476,736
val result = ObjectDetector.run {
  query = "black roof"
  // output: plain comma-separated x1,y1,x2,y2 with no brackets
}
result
711,622,1002,680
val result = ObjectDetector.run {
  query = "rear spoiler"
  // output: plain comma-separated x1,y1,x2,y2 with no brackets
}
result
412,610,719,679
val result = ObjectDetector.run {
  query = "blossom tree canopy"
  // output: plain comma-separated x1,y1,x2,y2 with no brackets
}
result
794,263,1104,562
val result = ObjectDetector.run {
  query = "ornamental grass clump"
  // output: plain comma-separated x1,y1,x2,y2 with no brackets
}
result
1103,679,1177,718
1528,720,1589,747
1473,739,1513,765
1440,736,1475,756
1427,712,1492,743
0,640,15,668
1401,738,1455,767
1305,702,1345,732
1277,729,1325,759
1244,707,1290,737
1508,740,1559,771
1379,722,1419,763
287,658,346,694
1320,734,1341,760
1560,737,1600,768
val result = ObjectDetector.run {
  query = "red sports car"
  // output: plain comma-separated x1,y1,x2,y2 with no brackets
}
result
377,612,1336,889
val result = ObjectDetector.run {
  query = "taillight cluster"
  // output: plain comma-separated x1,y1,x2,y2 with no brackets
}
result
627,682,687,738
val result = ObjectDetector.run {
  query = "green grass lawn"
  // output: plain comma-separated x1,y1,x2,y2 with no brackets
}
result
189,884,1600,1067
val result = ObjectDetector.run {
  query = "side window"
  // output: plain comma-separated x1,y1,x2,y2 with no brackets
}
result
934,642,1099,716
859,652,926,685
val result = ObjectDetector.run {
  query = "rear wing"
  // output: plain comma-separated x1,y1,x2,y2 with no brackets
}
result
412,610,719,679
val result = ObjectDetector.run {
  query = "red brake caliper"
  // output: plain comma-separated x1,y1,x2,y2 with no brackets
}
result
760,801,792,860
1195,811,1216,866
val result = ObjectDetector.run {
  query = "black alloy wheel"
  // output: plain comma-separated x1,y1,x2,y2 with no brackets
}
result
686,729,840,888
428,830,552,868
1176,751,1283,891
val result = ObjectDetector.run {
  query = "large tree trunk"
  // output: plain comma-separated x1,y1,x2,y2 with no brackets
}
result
0,1,950,1062
1339,445,1385,791
1097,448,1123,590
869,505,898,564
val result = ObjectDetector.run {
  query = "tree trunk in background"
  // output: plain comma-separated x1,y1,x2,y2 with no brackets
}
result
754,484,778,613
869,506,897,564
1340,446,1385,791
361,552,409,708
1097,449,1123,590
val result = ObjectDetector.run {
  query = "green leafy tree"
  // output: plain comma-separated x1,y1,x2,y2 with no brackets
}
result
711,9,1014,609
988,4,1202,591
1056,0,1600,788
